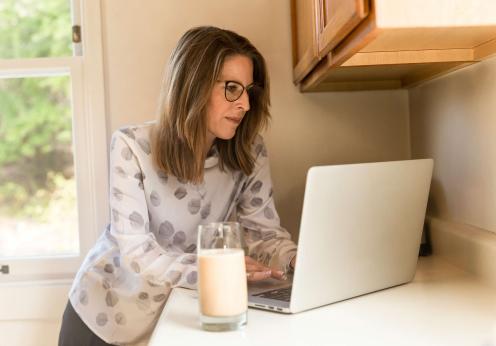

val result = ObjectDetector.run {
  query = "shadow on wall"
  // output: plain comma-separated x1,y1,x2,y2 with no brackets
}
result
426,177,448,220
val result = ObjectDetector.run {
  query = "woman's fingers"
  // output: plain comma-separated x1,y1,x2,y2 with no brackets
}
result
270,269,287,281
244,256,260,265
246,268,287,282
245,258,271,274
245,263,268,272
246,270,271,282
245,256,271,282
244,256,287,281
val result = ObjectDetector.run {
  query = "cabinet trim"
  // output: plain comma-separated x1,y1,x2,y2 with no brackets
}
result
474,39,496,60
343,49,474,66
402,62,475,88
305,79,401,92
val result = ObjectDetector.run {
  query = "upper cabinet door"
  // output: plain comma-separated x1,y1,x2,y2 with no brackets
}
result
291,0,320,84
291,0,369,85
318,0,369,57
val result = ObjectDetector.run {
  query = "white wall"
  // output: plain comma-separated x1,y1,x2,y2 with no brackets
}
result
409,55,496,287
410,56,496,234
101,0,410,238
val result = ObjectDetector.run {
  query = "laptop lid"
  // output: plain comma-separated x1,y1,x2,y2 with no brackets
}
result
289,159,433,313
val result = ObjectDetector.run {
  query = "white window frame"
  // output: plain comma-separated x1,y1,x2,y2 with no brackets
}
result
0,0,108,283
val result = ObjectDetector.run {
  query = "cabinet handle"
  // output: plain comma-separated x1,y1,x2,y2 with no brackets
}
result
1,265,9,274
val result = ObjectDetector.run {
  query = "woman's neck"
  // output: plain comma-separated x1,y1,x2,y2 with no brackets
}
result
205,133,216,157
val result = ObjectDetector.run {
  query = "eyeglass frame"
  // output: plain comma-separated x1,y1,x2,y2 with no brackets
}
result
216,80,260,102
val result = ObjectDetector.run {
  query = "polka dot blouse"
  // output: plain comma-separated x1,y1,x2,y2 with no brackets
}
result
68,122,297,344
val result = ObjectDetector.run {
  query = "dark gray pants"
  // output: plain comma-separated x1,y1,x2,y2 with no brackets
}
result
58,301,115,346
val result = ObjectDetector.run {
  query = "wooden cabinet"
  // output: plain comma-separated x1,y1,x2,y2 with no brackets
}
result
318,1,369,60
291,0,496,92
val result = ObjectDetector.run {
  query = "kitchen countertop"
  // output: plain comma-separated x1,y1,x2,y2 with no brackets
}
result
149,256,496,346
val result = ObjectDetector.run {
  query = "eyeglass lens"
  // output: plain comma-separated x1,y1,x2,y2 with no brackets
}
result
224,81,256,102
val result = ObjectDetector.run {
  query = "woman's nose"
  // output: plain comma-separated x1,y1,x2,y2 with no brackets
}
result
236,89,250,111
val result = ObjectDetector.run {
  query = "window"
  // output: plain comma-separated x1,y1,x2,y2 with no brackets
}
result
0,0,108,281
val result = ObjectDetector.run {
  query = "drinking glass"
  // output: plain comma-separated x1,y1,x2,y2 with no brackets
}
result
197,222,247,331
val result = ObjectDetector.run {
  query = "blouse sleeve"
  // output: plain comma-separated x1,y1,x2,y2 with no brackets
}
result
236,136,297,273
108,130,198,289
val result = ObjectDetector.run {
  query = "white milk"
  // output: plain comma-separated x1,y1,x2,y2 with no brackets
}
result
198,248,247,317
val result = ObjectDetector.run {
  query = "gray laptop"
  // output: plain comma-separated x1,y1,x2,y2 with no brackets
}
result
248,159,434,313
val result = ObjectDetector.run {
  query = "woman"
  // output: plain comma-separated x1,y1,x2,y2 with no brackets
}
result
59,26,297,345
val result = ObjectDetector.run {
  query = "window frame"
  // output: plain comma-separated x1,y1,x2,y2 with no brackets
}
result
0,0,108,282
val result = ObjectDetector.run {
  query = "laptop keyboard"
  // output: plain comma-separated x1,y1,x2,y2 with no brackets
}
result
253,286,292,302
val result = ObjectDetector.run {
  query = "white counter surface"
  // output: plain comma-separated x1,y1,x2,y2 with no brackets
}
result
149,256,496,346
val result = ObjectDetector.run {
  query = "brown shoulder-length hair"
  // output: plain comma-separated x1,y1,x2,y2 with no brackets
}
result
151,26,270,184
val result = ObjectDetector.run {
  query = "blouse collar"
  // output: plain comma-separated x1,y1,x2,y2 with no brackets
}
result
204,144,219,168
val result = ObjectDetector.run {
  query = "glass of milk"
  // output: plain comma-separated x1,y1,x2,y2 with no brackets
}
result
197,222,247,331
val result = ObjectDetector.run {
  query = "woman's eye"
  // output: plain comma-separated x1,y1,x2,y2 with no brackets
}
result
226,85,240,93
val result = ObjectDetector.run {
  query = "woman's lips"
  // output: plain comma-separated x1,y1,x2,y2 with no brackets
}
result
226,116,242,124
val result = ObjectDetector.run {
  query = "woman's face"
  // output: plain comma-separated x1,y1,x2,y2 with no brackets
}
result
206,54,253,146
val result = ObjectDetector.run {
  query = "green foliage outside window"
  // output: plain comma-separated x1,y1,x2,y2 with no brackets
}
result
0,0,72,59
0,0,74,221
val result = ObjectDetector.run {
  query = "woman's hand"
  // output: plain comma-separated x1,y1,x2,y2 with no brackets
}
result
245,256,287,282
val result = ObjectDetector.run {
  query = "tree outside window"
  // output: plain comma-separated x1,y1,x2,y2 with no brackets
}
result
0,0,79,258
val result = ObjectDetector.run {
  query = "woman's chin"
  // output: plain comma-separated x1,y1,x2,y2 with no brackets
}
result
216,130,237,141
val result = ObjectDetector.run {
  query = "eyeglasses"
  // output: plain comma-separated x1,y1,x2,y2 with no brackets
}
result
217,80,258,102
